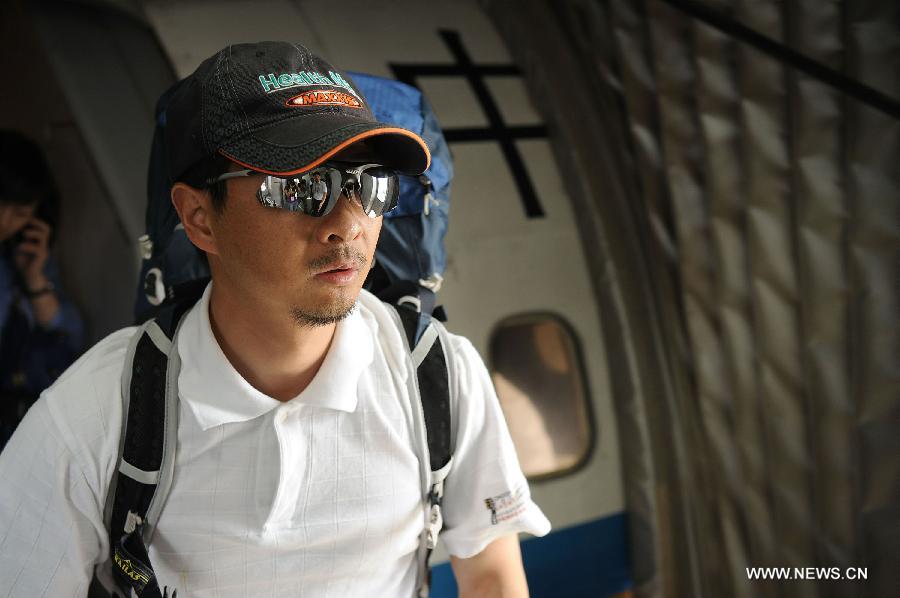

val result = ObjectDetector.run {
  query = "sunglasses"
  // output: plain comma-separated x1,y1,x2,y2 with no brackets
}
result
212,162,400,218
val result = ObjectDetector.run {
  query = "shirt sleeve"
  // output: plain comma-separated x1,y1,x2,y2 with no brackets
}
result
438,334,551,558
0,398,105,597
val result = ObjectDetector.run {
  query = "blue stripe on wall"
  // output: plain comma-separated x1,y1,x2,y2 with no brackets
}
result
430,512,632,597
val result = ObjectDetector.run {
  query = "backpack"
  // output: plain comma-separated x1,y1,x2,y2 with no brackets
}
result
350,71,454,330
103,75,454,597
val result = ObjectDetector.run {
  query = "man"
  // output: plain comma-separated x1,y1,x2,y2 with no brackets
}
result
0,130,83,448
0,42,549,597
310,171,328,214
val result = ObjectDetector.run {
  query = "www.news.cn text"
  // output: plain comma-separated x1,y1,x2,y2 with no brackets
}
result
746,567,867,581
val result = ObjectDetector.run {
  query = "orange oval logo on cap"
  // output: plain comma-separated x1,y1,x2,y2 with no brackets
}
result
286,90,362,109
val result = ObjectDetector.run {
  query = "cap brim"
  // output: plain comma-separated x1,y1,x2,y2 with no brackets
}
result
218,114,430,177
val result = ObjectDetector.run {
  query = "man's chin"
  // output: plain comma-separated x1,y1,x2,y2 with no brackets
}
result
289,296,358,328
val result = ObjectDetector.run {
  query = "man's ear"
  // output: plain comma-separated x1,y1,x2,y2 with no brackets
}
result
171,182,218,256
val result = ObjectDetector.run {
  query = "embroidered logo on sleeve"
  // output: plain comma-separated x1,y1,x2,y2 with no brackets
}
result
484,485,527,525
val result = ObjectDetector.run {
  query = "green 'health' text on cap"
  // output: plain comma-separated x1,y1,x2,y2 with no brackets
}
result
258,71,359,99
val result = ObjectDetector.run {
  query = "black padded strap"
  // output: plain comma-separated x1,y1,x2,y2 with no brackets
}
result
109,329,168,597
392,304,452,472
417,331,451,471
109,292,200,597
378,282,438,344
432,305,448,322
395,304,420,348
109,332,167,551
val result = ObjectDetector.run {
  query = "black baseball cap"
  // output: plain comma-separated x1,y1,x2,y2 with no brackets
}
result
164,41,430,183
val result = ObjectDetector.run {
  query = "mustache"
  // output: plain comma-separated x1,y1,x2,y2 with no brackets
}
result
307,246,369,272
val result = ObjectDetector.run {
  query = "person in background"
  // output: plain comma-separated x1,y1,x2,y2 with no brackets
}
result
311,170,327,213
0,130,84,448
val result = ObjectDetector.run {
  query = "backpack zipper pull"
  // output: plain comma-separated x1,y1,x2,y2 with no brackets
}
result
138,234,153,260
420,175,434,216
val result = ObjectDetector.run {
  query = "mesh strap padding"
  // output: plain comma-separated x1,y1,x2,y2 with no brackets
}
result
417,334,451,472
109,292,201,598
394,305,452,472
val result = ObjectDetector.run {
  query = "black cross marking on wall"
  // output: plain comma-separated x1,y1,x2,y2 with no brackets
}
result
391,29,547,218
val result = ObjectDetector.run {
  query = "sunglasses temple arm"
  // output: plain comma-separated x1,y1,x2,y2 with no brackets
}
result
207,169,254,185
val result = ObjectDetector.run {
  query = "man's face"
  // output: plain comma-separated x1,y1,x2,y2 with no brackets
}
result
0,201,37,243
208,173,381,326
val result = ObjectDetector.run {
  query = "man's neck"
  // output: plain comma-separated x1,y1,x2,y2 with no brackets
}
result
207,282,336,402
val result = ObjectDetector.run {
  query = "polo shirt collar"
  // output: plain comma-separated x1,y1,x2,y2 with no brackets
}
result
177,283,374,430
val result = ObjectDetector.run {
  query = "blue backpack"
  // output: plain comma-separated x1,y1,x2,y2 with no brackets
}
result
351,72,453,327
102,75,455,598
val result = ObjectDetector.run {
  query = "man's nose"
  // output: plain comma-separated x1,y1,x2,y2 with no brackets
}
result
315,192,362,244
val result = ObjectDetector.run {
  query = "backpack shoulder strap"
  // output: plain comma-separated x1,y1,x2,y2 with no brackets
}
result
385,302,454,598
392,305,452,471
102,294,199,597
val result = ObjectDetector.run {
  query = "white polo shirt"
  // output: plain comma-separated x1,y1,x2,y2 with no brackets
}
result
0,286,550,597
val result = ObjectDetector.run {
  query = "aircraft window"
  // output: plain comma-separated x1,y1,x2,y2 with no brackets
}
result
489,314,593,479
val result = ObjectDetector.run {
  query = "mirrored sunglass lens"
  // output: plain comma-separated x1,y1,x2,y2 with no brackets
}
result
358,169,399,217
261,167,397,218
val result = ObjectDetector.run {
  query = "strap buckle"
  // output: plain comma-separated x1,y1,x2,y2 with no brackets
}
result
425,503,443,550
425,480,445,550
123,510,143,534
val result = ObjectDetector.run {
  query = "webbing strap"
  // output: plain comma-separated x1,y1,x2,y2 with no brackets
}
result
109,326,168,597
394,306,452,472
107,288,202,598
118,461,160,485
424,459,453,551
411,325,439,368
390,303,453,597
143,322,171,354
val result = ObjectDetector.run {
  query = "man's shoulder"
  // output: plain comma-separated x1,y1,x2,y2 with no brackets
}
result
9,326,139,492
357,289,392,320
356,290,408,363
48,325,138,394
356,290,484,370
41,326,138,449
